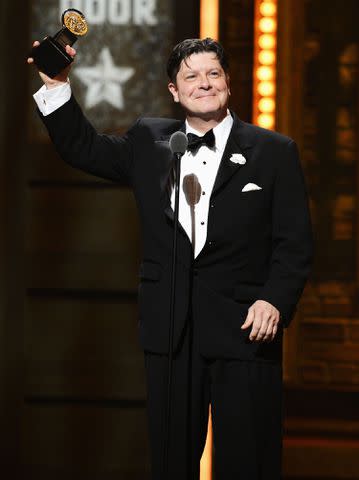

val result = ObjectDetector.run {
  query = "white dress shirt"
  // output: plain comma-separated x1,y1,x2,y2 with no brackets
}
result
33,83,233,258
33,81,72,116
171,114,233,258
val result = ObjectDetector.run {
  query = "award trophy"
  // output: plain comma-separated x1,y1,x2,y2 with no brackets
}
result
31,9,88,78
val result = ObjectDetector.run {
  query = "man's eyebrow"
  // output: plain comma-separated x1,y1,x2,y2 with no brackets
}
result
182,67,197,75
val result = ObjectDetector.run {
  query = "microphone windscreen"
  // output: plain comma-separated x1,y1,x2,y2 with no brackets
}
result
183,174,202,206
169,131,188,154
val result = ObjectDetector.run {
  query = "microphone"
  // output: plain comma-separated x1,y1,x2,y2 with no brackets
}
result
183,174,202,247
169,131,188,156
183,174,202,206
164,128,188,479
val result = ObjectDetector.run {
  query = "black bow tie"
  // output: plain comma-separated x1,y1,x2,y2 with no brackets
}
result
187,129,215,154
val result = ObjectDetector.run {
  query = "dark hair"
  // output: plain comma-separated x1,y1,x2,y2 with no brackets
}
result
166,38,229,83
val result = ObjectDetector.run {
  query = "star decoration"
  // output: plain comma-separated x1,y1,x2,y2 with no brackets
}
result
74,47,134,110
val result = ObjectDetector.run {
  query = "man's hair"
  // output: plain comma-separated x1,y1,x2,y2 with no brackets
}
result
166,38,229,83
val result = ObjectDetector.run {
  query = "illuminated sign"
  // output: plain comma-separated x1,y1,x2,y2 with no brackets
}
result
59,0,158,25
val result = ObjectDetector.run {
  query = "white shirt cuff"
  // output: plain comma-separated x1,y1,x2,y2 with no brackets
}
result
33,81,72,116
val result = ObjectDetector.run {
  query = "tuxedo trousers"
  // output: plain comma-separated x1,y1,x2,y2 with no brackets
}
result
144,315,283,480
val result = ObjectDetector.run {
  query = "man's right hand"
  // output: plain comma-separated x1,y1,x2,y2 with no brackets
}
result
27,41,76,89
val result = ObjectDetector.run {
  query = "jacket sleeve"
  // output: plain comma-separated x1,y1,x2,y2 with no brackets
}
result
258,139,314,327
38,94,138,185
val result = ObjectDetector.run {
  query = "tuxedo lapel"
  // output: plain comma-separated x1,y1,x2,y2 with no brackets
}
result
155,123,186,224
155,139,173,194
212,113,255,197
155,124,193,263
157,123,186,195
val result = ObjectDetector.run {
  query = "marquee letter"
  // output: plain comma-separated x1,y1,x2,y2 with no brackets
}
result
60,0,82,13
84,0,106,24
109,0,131,25
133,0,157,25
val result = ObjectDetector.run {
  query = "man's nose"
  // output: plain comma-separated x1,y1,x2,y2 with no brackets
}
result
198,75,211,89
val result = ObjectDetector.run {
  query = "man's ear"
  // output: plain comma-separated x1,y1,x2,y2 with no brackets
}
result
168,82,179,103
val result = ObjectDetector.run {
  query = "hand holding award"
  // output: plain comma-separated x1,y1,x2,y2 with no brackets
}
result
28,9,88,85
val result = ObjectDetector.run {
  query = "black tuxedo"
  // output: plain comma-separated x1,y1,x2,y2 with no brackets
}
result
41,95,313,358
40,96,313,479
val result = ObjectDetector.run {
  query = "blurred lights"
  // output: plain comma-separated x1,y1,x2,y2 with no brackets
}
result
258,113,275,129
258,50,276,65
258,97,275,113
253,0,277,130
200,0,219,39
258,17,276,33
258,81,275,96
257,66,273,81
260,2,276,16
258,34,276,49
200,407,213,479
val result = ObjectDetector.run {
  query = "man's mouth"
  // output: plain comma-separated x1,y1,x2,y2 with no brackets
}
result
196,94,215,99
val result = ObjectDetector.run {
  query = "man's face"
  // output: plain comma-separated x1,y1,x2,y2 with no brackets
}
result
168,52,230,120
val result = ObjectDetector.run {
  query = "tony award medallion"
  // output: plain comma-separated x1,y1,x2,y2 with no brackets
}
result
31,9,88,78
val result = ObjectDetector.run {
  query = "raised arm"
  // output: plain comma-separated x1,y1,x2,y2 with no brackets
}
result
28,42,135,184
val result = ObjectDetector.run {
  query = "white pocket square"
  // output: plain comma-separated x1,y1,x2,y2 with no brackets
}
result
241,183,262,192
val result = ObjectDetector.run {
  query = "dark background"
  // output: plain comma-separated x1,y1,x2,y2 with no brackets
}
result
0,0,358,478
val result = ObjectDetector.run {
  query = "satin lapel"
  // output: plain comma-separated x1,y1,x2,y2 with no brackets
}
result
156,123,186,223
212,113,255,197
155,139,172,194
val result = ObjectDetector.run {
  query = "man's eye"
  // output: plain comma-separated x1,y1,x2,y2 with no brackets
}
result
186,74,196,80
209,71,219,77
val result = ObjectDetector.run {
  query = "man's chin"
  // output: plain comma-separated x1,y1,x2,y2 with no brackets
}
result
188,108,227,121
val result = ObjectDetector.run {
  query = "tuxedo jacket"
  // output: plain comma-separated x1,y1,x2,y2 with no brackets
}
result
40,96,313,362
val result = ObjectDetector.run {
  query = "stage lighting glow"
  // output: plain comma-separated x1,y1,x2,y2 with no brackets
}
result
258,113,275,129
258,97,275,113
258,50,276,65
257,66,274,81
258,34,276,49
259,17,276,33
200,0,219,39
260,2,276,16
258,81,275,96
253,0,277,131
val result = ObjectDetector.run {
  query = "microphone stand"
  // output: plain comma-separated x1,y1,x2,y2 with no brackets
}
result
163,150,182,480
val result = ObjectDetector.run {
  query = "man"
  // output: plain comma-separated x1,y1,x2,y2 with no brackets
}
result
29,38,313,479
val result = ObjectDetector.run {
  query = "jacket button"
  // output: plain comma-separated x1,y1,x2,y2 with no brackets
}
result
193,269,198,276
210,203,214,208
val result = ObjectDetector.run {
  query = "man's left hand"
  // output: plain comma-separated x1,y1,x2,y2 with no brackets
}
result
241,300,280,342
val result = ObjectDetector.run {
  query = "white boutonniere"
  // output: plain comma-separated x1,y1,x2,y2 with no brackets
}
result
229,153,246,165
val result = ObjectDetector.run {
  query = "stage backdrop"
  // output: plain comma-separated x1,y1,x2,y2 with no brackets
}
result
276,1,359,478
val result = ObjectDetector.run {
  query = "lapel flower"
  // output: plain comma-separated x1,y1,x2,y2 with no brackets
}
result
229,153,246,165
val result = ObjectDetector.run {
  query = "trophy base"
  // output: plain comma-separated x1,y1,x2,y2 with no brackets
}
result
31,36,74,78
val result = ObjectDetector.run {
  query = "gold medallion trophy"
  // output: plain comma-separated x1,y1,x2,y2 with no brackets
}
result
31,9,88,78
